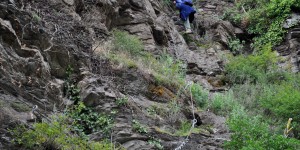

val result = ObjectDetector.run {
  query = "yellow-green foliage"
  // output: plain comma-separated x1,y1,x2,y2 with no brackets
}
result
210,91,239,116
107,30,186,87
11,114,121,150
151,53,186,86
132,120,148,134
223,0,300,49
225,44,277,83
259,79,300,121
112,29,144,55
225,106,300,150
155,120,203,137
190,83,209,108
10,102,31,112
67,102,114,135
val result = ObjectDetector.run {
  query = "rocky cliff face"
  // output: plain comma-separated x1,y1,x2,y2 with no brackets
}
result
0,0,237,149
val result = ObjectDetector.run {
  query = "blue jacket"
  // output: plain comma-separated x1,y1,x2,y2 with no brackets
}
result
176,0,196,21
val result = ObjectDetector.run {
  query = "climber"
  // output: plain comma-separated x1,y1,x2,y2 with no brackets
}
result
174,0,196,34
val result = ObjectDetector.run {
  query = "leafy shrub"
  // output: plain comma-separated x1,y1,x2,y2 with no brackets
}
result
148,137,163,150
223,0,300,49
225,44,277,83
210,91,239,116
231,82,266,111
228,38,245,55
190,83,208,108
259,82,300,121
225,106,300,150
109,30,186,87
153,53,186,86
221,8,243,26
132,120,148,134
174,120,200,136
147,105,165,116
10,114,120,150
112,29,144,55
116,96,128,107
68,102,114,135
10,102,31,112
65,66,81,103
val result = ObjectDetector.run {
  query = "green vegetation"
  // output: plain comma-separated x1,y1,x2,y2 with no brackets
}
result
67,102,114,136
210,91,238,116
225,44,277,83
222,0,300,49
217,40,300,148
116,96,128,107
10,66,117,149
132,120,148,134
190,83,209,108
148,137,163,150
228,38,245,55
100,30,186,87
147,104,164,116
65,66,81,103
10,102,31,112
162,0,172,8
32,12,41,22
259,79,300,121
113,29,144,55
225,106,300,150
10,114,122,150
155,120,203,137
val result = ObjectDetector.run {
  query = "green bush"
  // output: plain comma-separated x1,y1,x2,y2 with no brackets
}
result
10,114,120,150
190,83,208,108
228,38,245,55
116,96,128,107
210,91,239,116
259,82,300,121
223,0,300,49
153,53,186,86
112,30,144,55
225,44,277,83
132,120,148,134
10,102,31,112
68,102,114,135
109,30,186,87
148,137,163,150
221,8,243,25
225,106,300,150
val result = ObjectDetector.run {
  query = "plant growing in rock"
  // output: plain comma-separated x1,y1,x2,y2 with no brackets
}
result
10,102,31,112
190,83,209,108
147,105,165,116
225,106,300,149
132,120,148,134
148,137,163,150
209,91,238,116
32,12,41,22
116,96,128,107
166,100,182,124
228,38,245,55
112,29,144,55
68,102,114,136
10,114,119,150
225,44,277,84
65,66,81,103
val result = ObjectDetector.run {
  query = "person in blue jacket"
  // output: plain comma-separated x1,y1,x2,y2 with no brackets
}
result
174,0,196,34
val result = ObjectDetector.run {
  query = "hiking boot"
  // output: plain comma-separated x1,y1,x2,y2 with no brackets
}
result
185,29,192,34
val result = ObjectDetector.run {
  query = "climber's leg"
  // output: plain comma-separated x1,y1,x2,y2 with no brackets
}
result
184,17,192,34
